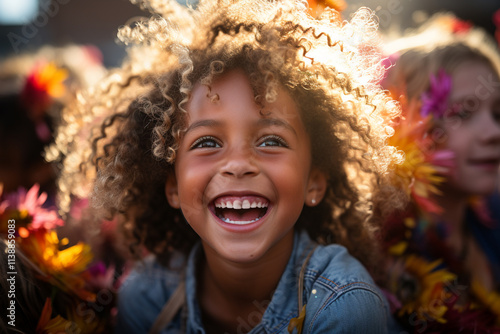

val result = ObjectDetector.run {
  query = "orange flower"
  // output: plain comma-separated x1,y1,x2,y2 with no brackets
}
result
471,280,500,326
307,0,346,18
22,62,68,118
36,298,72,334
387,94,454,214
19,228,95,301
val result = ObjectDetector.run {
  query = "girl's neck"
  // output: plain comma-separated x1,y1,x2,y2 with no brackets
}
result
433,188,468,228
432,189,495,291
432,190,469,261
198,230,294,332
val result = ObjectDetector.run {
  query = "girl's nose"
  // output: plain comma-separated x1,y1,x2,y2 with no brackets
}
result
220,147,259,178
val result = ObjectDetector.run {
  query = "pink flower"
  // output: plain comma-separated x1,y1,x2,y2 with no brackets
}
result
5,184,63,230
86,261,116,290
380,52,400,88
429,149,455,175
68,197,89,221
420,69,452,118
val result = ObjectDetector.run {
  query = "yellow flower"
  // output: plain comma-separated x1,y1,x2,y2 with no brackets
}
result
471,280,500,326
19,228,95,301
388,241,408,256
32,62,68,98
397,255,456,323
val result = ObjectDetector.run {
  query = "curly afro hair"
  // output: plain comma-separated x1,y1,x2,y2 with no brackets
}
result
49,0,402,269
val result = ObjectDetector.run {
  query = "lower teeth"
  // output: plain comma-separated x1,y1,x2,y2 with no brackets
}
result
220,217,260,225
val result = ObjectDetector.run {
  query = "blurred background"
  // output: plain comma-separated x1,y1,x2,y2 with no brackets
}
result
0,0,499,68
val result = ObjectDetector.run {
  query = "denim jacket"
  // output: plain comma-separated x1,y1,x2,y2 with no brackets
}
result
116,231,400,333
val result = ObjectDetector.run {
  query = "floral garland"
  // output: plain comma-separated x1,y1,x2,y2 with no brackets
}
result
382,67,500,332
0,184,124,333
383,211,500,333
386,83,454,214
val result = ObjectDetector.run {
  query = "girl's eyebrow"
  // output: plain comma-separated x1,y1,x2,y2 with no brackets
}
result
258,118,297,137
185,118,297,136
185,119,222,134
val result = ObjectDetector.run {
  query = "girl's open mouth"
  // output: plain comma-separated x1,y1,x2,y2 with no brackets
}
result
211,196,269,225
468,158,500,171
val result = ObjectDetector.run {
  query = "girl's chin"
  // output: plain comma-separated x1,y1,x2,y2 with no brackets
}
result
203,238,283,264
213,247,267,264
442,175,499,198
468,179,499,196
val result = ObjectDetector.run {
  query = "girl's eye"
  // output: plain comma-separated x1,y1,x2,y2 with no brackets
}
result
190,136,222,149
448,101,474,121
258,135,288,147
493,109,500,124
458,97,479,120
456,108,473,120
448,97,480,121
492,101,500,124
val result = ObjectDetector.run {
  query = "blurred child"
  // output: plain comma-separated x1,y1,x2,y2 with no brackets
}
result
380,14,500,332
0,45,105,197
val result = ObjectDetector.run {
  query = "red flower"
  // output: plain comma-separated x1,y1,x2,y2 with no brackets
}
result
21,62,67,121
494,10,500,47
451,18,472,34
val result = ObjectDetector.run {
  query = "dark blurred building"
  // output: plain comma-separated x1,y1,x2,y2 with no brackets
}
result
0,0,147,67
0,0,498,68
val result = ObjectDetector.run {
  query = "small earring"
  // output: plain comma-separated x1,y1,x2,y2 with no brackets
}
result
311,199,316,205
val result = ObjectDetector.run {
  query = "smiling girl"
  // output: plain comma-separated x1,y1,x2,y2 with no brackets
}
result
50,0,402,332
380,14,500,332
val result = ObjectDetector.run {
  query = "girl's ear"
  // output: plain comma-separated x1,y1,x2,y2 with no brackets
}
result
165,173,180,209
305,168,327,207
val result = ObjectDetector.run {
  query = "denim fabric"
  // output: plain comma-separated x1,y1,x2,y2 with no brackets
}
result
116,231,401,333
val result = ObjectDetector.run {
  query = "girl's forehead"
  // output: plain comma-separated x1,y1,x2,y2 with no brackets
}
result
450,61,499,99
189,70,255,110
187,69,302,122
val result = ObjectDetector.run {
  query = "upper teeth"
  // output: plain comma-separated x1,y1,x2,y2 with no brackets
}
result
215,199,268,209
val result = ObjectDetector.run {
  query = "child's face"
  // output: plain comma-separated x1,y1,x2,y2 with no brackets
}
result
166,69,324,263
441,61,500,196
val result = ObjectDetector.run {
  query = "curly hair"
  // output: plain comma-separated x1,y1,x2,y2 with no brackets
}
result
49,0,402,269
